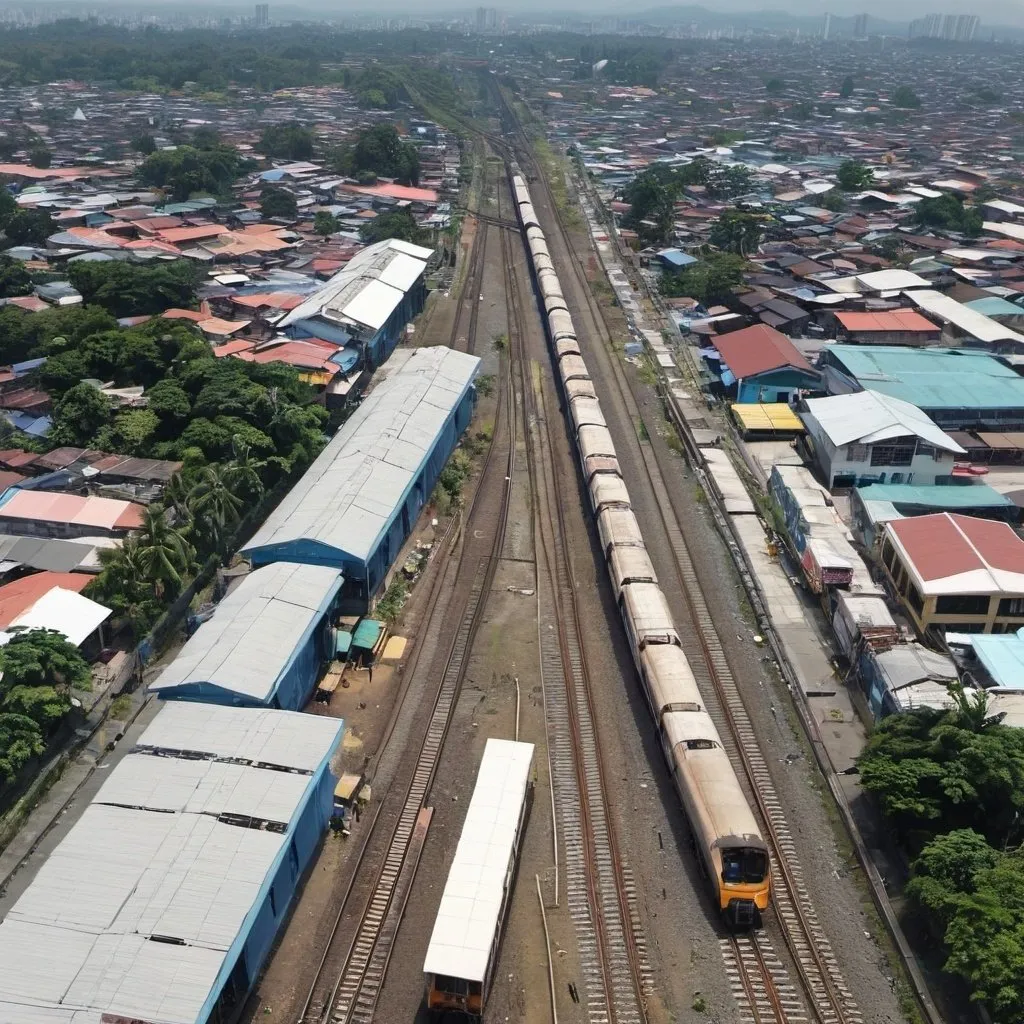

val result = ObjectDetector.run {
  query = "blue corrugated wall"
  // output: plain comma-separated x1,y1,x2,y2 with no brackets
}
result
201,729,343,1023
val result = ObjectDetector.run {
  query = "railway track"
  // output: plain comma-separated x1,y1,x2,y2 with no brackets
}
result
499,172,650,1024
295,182,516,1024
489,82,862,1024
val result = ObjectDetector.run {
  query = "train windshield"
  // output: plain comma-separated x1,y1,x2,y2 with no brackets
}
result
721,848,768,884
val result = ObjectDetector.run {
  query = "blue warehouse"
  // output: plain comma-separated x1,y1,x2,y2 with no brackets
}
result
149,562,344,711
241,346,481,603
0,701,345,1024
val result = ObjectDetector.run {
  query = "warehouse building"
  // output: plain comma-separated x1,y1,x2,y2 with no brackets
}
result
149,562,344,711
279,237,432,370
242,346,480,602
0,701,344,1024
820,345,1024,431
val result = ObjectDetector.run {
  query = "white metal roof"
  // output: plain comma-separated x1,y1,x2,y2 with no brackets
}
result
278,237,430,334
802,389,965,452
149,562,342,703
242,347,480,568
904,288,1024,346
0,587,110,648
0,704,343,1024
855,268,932,292
423,739,534,984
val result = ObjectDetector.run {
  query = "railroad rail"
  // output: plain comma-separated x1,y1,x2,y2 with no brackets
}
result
499,172,650,1024
295,172,517,1024
489,80,862,1024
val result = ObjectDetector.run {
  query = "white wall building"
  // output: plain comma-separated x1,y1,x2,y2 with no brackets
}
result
801,389,965,489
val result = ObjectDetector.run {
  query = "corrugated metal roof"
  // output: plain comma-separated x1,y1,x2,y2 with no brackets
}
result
855,482,1013,510
0,587,110,647
826,344,1024,410
712,324,815,380
905,289,1024,345
0,703,343,1024
149,563,342,703
0,490,144,531
423,739,533,983
803,389,964,451
242,347,479,567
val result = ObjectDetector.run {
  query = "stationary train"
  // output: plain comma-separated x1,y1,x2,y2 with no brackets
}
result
510,169,770,928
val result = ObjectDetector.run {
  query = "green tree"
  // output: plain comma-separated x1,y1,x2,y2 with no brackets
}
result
224,436,265,502
313,210,339,236
0,254,31,297
0,188,16,230
660,252,746,304
135,506,195,598
892,85,922,109
915,194,983,237
0,628,91,692
839,75,855,98
360,208,428,246
259,187,298,219
820,190,846,213
132,133,156,155
335,123,420,186
837,159,873,191
67,260,197,318
5,207,56,245
764,77,786,95
187,463,243,554
908,829,1001,915
709,210,766,256
147,378,192,431
95,408,159,455
50,382,112,446
28,146,51,169
137,143,241,200
259,121,315,160
0,712,43,783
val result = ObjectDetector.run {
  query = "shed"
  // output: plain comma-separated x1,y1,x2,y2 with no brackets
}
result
0,702,344,1024
241,347,480,602
149,562,343,710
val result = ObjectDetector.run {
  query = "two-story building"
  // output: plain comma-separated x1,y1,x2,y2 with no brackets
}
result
879,512,1024,635
800,389,965,489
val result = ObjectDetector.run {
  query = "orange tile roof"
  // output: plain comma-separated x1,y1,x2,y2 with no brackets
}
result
197,317,251,336
0,571,91,628
342,182,439,204
157,224,229,244
0,490,143,531
161,308,205,322
835,309,939,333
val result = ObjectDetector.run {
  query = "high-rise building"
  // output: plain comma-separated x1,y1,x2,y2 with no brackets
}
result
475,7,497,31
954,13,979,40
254,2,268,26
822,12,832,40
852,12,868,37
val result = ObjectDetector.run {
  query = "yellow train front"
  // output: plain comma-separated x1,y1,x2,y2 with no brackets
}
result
639,644,771,928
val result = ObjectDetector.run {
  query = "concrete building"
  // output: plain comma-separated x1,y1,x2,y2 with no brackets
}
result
879,512,1024,635
800,389,965,488
279,237,432,379
149,562,344,711
0,701,344,1024
242,346,480,602
819,344,1024,432
706,324,820,404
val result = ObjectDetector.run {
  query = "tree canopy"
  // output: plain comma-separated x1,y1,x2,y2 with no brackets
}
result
915,194,983,237
360,208,428,247
334,123,420,186
837,160,873,191
5,207,57,245
67,259,197,317
259,121,315,161
709,210,766,256
137,143,242,200
259,187,298,219
891,85,922,109
660,252,746,304
314,210,339,236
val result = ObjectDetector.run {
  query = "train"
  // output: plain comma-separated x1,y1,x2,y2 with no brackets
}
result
509,168,770,928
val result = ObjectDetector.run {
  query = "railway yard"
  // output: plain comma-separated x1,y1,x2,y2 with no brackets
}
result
0,59,925,1024
237,95,909,1024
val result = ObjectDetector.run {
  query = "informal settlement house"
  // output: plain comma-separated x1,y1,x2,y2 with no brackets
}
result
278,237,432,370
0,702,344,1024
800,390,965,488
149,562,343,711
706,324,820,403
879,512,1024,635
242,346,480,602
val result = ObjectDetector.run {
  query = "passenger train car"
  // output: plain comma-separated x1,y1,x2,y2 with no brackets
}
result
509,168,770,927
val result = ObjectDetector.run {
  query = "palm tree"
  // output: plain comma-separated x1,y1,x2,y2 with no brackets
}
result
224,436,265,503
136,506,195,598
162,471,194,528
946,681,1005,733
188,465,244,555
